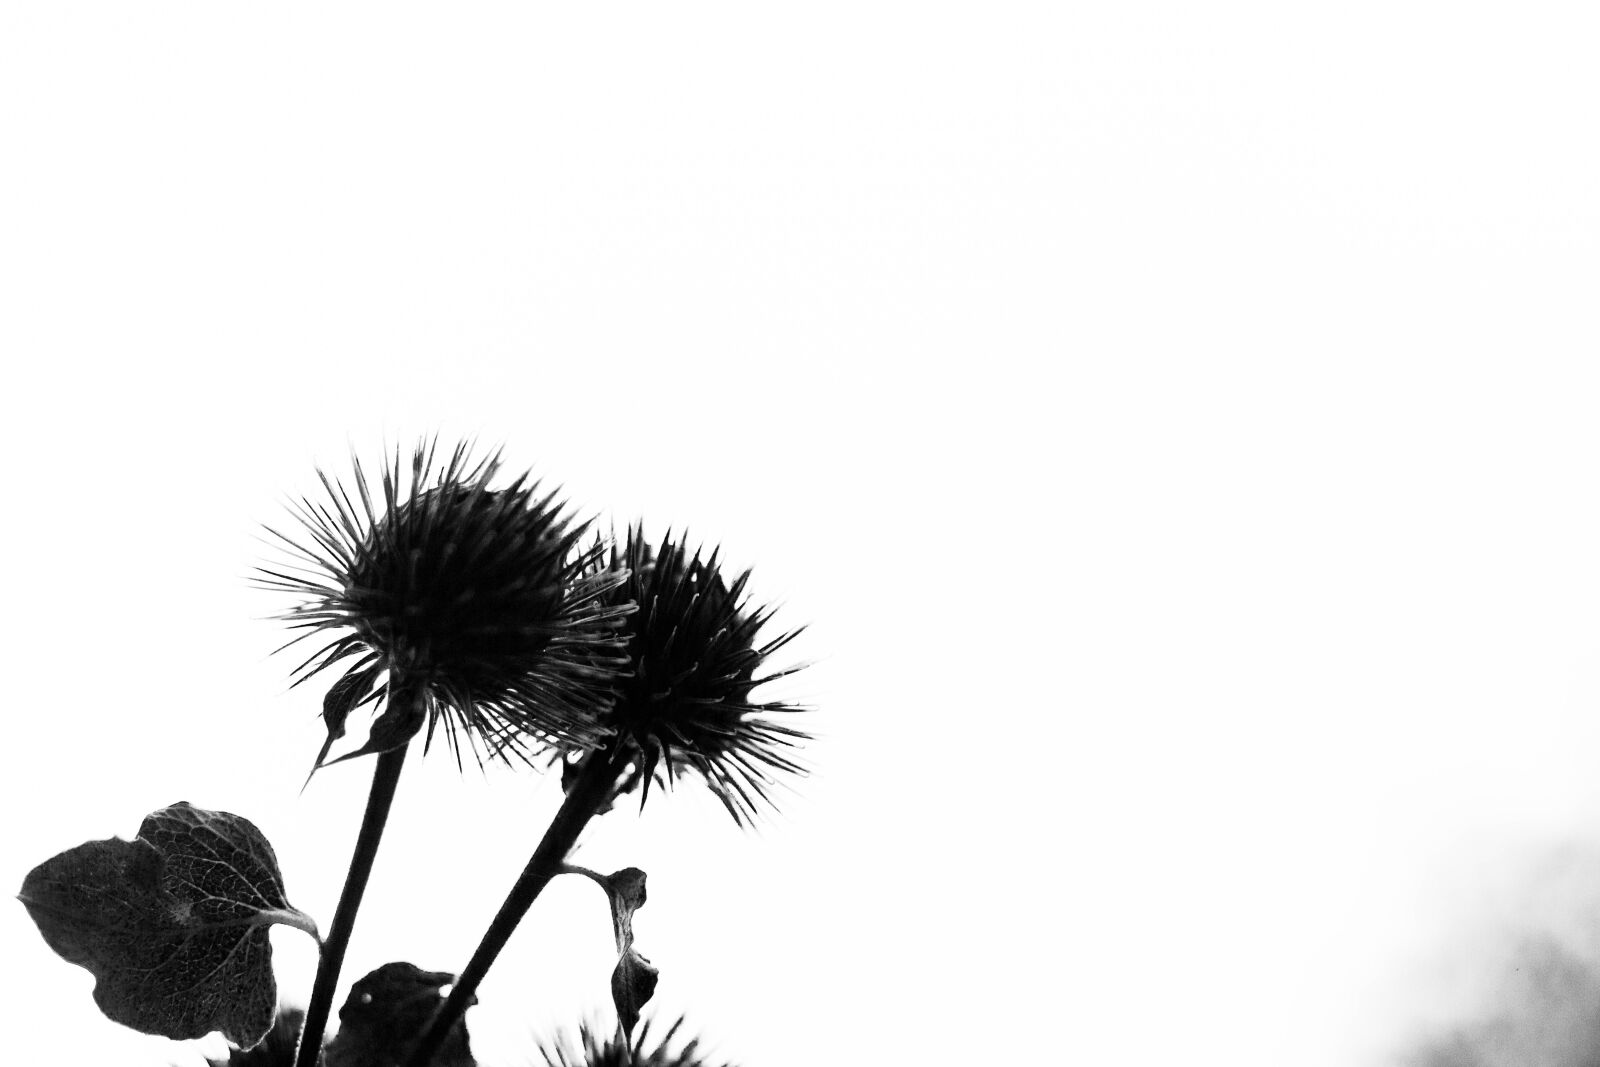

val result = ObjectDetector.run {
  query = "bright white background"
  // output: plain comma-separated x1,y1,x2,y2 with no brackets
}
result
1,4,1598,1066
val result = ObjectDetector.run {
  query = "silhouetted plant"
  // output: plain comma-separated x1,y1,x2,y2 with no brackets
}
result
19,439,807,1067
413,527,809,1062
200,981,732,1067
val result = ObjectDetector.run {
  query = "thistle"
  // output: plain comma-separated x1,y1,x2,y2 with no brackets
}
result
537,1018,732,1067
589,527,809,826
257,441,629,1067
260,440,629,771
22,439,816,1067
408,527,807,1065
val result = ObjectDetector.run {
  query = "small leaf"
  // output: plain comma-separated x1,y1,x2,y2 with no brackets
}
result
326,961,477,1067
321,682,428,767
308,664,382,780
570,866,654,1045
601,867,647,952
610,946,660,1041
18,802,318,1048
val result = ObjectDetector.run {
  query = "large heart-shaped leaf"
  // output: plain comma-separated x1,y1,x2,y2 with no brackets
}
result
17,802,318,1049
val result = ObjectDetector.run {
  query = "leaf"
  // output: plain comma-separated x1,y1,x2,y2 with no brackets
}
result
611,946,660,1043
321,681,428,768
566,865,656,1044
325,961,477,1067
17,802,318,1049
206,1006,308,1066
601,867,647,952
307,664,382,782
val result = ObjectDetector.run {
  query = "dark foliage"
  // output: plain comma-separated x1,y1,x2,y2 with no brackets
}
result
203,962,475,1067
326,962,475,1067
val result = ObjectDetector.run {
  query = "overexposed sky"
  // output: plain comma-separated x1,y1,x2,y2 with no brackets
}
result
2,4,1599,1066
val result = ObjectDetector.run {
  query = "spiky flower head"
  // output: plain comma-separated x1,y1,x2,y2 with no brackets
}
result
259,441,630,770
571,527,807,826
538,1018,732,1067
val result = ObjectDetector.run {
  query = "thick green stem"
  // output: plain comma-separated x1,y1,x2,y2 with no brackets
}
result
294,741,410,1067
404,744,630,1067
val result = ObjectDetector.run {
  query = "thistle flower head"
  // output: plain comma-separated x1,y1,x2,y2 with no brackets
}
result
538,1017,731,1067
578,527,808,826
258,441,630,769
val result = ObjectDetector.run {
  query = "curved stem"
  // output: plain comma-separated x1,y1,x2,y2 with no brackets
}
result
404,744,630,1067
294,741,410,1067
558,861,607,888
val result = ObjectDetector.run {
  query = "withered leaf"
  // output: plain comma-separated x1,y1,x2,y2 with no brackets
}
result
572,866,655,1043
18,802,318,1049
611,946,659,1042
601,867,647,950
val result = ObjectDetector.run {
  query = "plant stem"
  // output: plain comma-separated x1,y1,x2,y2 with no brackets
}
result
404,744,630,1067
294,741,410,1067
